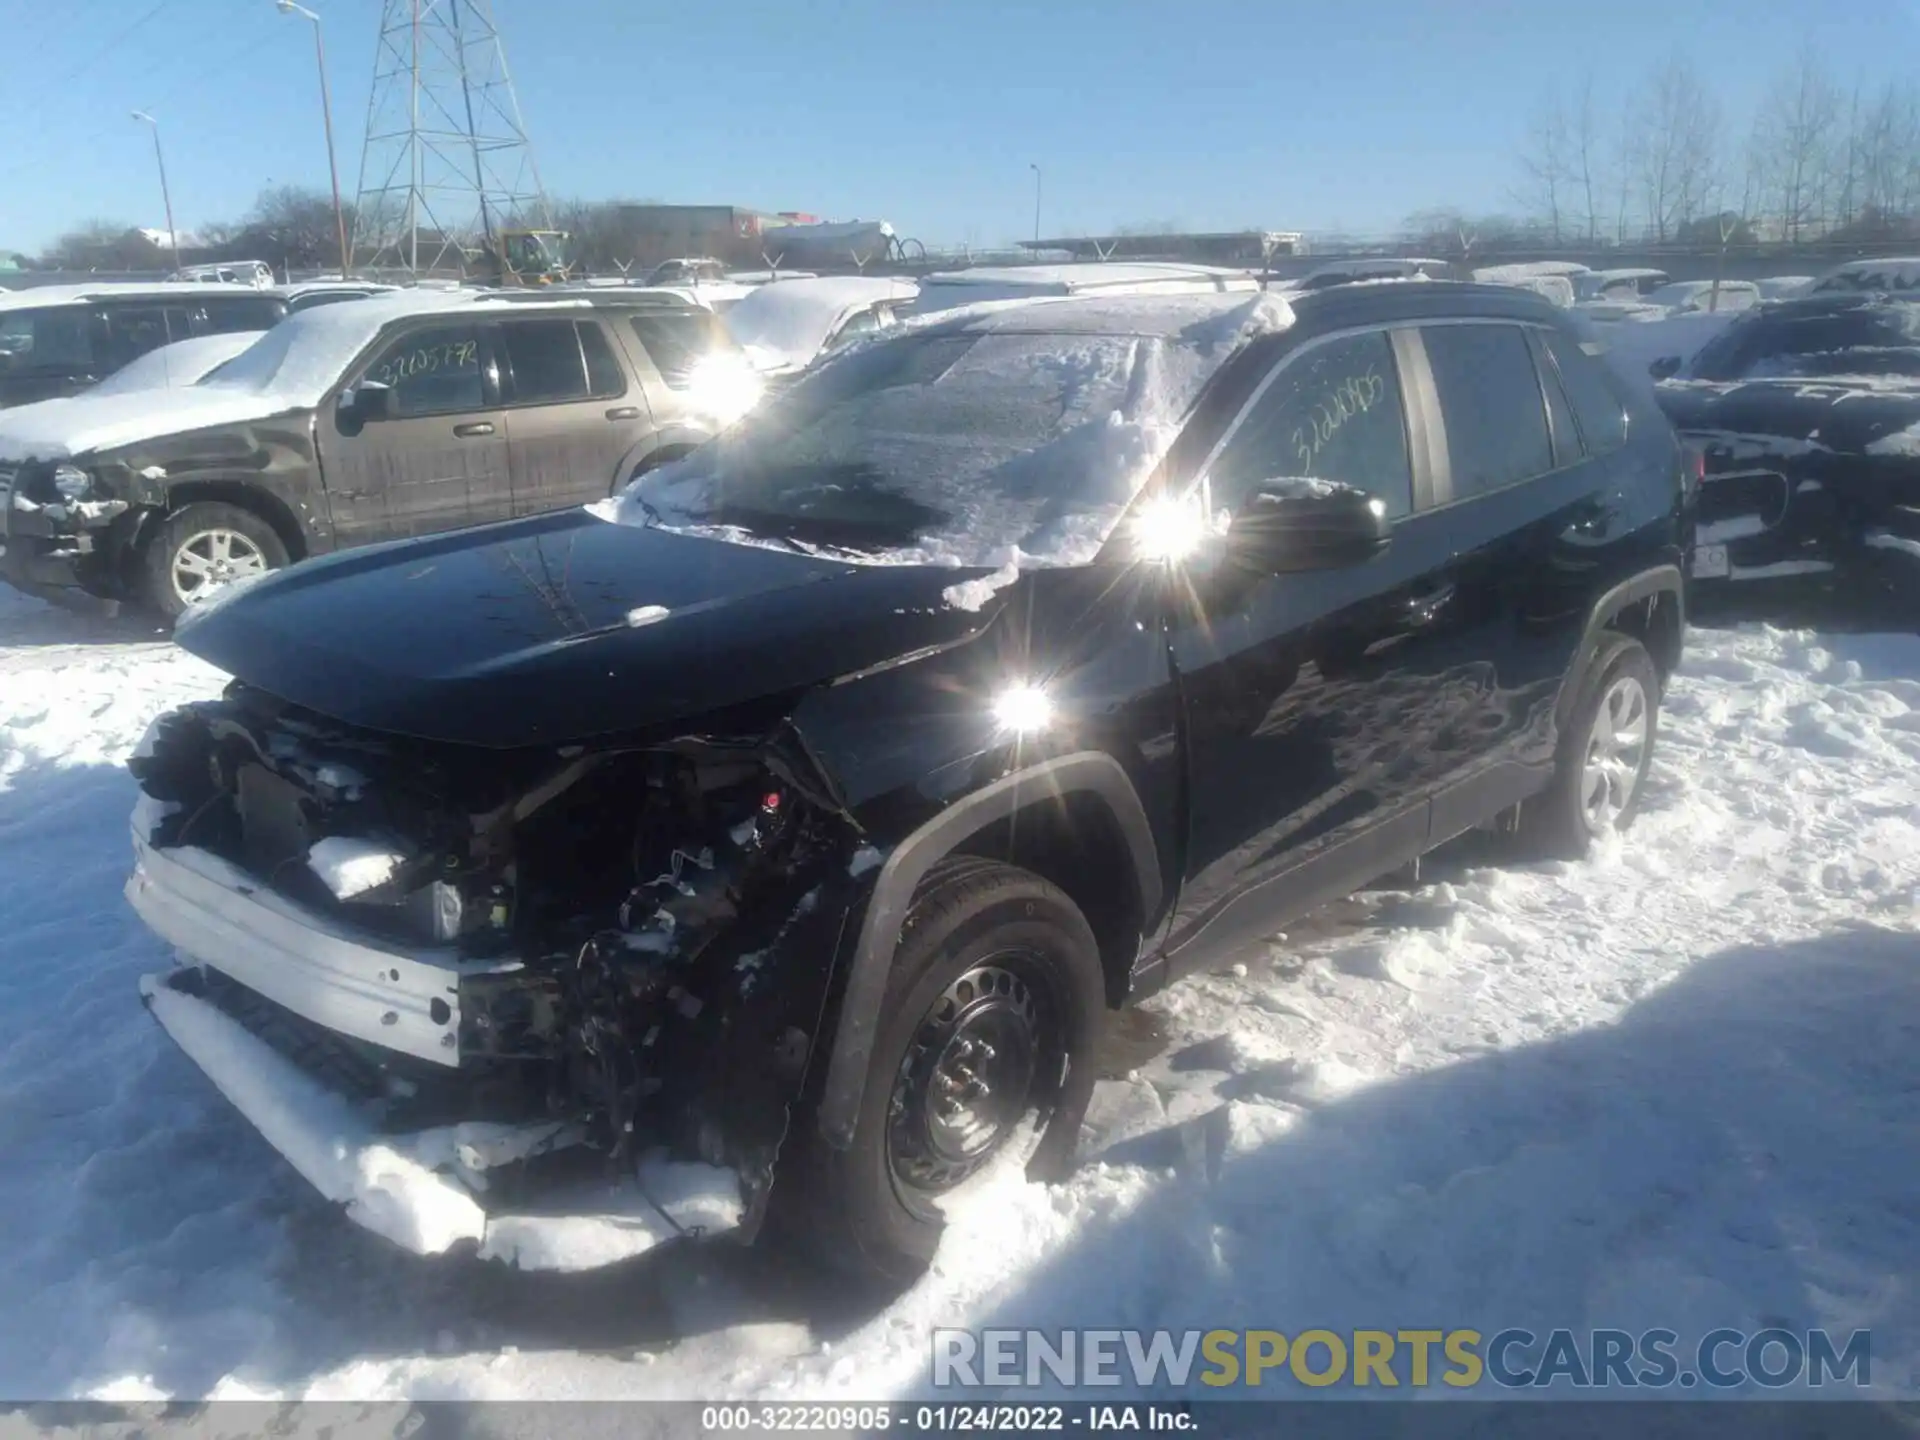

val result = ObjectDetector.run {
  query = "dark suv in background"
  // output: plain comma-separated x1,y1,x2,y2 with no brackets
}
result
126,283,1688,1281
0,283,286,408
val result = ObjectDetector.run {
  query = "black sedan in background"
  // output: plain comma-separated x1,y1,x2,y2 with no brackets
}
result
1653,293,1920,601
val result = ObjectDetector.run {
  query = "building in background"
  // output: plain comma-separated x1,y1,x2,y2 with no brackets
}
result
1017,230,1306,265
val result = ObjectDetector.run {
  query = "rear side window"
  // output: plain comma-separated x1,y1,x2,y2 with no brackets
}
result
1527,331,1580,467
195,297,285,333
1423,323,1553,496
101,306,186,370
579,321,627,397
1542,330,1628,454
1204,329,1414,519
629,310,731,390
500,318,589,404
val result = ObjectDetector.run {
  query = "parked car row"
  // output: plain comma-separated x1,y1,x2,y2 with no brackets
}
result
7,251,1920,624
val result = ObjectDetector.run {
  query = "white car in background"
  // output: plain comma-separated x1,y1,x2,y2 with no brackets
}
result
1574,267,1671,302
1471,264,1578,307
910,262,1261,316
1642,279,1761,314
1285,256,1452,292
723,275,919,377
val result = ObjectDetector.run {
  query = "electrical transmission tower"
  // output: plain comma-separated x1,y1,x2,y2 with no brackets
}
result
352,0,552,276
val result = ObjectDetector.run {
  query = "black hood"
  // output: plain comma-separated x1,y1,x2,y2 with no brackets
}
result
174,507,1006,748
1655,376,1920,452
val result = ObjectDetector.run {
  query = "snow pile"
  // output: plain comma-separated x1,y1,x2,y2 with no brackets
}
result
141,978,490,1256
1,583,1916,1400
723,277,918,373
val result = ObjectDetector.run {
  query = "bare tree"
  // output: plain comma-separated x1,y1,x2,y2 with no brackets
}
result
1749,50,1841,241
1623,54,1722,241
1570,71,1606,243
1514,89,1572,242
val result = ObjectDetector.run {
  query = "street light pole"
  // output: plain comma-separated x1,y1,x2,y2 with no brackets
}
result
1030,162,1042,245
130,111,183,275
277,0,352,277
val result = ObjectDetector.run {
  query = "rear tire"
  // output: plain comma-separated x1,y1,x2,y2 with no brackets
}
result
140,501,288,621
1517,632,1660,859
788,858,1106,1287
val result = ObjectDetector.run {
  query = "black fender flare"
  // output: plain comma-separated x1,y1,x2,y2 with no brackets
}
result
815,750,1162,1150
1554,563,1684,731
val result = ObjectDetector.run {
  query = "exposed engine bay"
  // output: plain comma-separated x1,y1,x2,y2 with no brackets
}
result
128,680,865,1258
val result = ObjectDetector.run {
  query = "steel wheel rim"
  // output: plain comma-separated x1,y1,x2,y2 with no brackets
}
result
171,528,268,605
888,957,1048,1194
1580,673,1649,832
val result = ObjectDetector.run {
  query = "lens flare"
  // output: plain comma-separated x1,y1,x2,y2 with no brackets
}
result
991,684,1054,735
1129,492,1213,564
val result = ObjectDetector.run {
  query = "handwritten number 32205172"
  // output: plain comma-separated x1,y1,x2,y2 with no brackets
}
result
1290,368,1384,473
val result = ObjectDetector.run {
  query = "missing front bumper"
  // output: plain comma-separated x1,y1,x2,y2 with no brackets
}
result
140,967,744,1269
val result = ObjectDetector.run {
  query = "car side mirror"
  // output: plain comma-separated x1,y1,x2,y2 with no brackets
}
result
336,380,394,435
1648,355,1682,381
1226,480,1392,574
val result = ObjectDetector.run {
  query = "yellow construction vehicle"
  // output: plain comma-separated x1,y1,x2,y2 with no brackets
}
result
475,228,575,286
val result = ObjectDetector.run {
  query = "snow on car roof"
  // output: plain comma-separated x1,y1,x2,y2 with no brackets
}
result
0,282,276,312
88,331,261,397
934,288,1294,338
723,276,919,371
920,262,1258,290
1589,268,1670,281
1811,256,1920,293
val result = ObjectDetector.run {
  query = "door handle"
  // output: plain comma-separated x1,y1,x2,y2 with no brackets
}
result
453,422,495,438
605,406,641,421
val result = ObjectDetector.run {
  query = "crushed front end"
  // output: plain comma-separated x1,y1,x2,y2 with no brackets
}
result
0,458,144,612
127,682,863,1269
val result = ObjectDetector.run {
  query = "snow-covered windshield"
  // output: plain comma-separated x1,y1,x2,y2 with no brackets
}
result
615,322,1233,565
1687,303,1920,381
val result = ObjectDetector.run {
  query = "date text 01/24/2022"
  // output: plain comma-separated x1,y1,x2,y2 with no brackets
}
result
697,1404,1199,1432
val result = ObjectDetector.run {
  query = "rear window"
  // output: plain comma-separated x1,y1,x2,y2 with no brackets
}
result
196,296,286,333
1542,330,1628,454
629,309,735,389
1423,323,1554,496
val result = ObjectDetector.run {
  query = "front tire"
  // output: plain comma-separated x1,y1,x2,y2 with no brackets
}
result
140,501,289,620
1518,632,1660,859
795,858,1106,1286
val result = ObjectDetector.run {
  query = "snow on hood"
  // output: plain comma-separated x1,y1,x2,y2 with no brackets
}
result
0,289,475,462
724,277,918,373
89,332,262,397
600,292,1295,582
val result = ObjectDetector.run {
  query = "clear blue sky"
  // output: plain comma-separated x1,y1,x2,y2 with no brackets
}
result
1,0,1914,254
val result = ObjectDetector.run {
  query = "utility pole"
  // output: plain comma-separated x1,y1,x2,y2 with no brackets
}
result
131,111,183,274
1030,162,1042,245
276,1,352,277
354,0,552,276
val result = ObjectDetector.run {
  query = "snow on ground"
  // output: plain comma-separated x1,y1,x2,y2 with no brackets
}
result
0,583,1916,1407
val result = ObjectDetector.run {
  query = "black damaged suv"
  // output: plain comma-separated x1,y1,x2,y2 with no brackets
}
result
127,282,1688,1280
